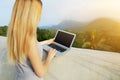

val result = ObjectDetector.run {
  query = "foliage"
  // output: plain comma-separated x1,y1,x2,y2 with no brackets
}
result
0,26,8,36
37,28,56,41
0,26,120,53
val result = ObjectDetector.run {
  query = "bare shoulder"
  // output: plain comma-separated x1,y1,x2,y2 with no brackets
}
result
26,37,39,57
26,36,43,62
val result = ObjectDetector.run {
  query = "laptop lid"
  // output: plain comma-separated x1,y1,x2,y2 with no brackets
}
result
54,30,76,48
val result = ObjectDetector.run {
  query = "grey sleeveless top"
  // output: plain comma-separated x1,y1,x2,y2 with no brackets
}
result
16,42,44,80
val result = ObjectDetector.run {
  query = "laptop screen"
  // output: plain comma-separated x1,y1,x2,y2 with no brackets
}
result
55,30,75,48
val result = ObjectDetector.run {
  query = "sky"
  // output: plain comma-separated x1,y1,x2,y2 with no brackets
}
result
0,0,120,26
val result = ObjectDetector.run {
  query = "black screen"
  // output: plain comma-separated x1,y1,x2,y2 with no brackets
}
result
55,31,74,47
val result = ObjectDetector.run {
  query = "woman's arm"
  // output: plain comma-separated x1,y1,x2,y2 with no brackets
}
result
27,37,56,78
39,38,54,46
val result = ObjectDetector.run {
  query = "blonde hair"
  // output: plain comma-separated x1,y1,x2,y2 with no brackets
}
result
7,0,42,63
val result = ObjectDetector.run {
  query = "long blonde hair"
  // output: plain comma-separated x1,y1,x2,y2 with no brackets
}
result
7,0,42,63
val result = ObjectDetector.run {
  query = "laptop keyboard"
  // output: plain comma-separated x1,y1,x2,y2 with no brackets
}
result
48,44,67,52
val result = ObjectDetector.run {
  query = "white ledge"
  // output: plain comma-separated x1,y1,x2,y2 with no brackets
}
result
0,36,120,80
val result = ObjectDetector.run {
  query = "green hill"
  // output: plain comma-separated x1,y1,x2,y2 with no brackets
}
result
86,18,120,36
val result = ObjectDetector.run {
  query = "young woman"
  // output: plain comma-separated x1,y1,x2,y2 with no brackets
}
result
7,0,56,80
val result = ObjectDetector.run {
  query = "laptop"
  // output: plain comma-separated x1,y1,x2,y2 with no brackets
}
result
43,30,76,56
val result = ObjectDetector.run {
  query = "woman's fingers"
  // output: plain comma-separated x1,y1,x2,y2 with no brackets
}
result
48,49,56,60
48,38,55,44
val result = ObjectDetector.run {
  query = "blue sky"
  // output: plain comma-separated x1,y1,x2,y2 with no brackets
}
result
0,0,120,26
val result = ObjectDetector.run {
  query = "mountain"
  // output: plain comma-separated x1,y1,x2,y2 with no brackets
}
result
49,20,87,30
40,18,120,36
58,18,120,35
39,26,53,29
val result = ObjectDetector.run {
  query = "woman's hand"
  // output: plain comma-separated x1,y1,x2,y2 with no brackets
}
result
47,49,56,61
47,38,54,45
39,38,54,46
